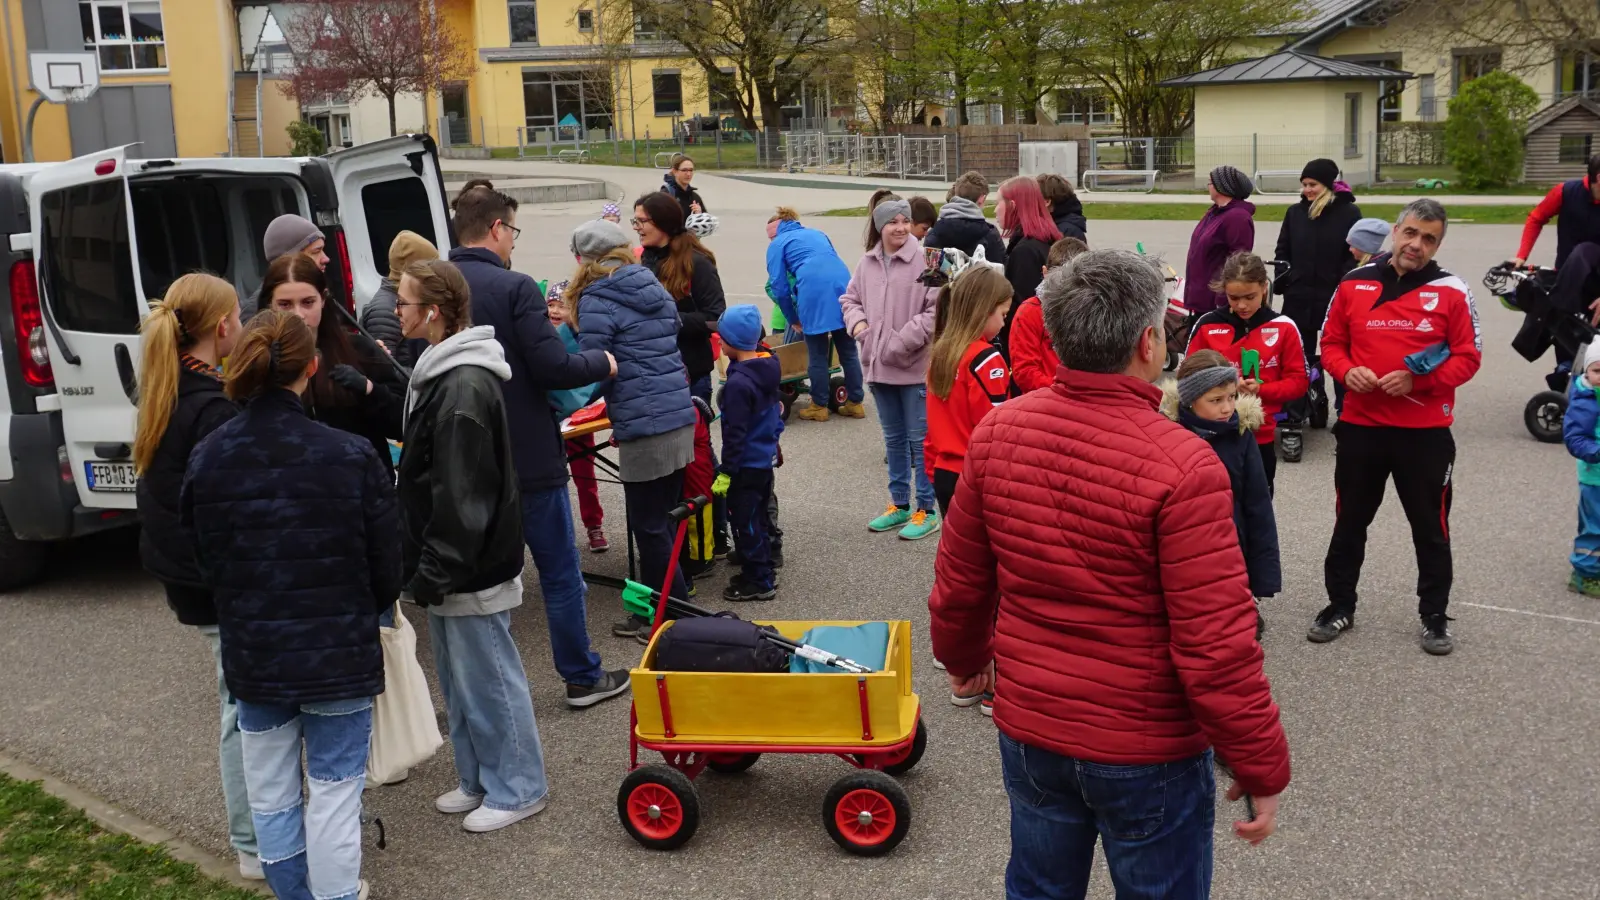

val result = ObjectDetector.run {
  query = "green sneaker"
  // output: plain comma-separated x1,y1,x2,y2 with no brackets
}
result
898,509,941,541
1568,572,1600,597
869,504,912,532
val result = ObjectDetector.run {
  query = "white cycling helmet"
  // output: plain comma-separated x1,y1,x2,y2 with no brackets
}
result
685,212,718,238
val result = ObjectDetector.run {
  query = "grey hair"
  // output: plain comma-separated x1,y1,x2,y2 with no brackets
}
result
1040,249,1167,375
1396,198,1448,236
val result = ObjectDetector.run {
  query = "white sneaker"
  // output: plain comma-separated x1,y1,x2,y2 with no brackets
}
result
932,658,947,671
358,879,370,900
237,852,264,881
434,788,484,814
462,797,547,833
950,690,983,708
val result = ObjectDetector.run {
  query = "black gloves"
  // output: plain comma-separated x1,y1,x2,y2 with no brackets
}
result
330,364,371,397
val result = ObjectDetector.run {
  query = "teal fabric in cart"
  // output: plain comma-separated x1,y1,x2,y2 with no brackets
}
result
790,622,891,673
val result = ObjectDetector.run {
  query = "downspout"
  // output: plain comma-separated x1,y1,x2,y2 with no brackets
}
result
2,0,25,163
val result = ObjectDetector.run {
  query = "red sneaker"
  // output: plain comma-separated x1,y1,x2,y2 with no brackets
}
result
587,527,609,553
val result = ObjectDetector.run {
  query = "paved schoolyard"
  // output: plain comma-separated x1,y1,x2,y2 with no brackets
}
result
1,175,1595,899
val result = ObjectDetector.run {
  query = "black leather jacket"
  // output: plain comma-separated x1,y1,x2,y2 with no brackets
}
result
398,363,524,605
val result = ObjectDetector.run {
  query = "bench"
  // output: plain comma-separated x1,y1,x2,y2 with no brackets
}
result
1081,169,1157,193
1253,170,1306,195
556,148,590,163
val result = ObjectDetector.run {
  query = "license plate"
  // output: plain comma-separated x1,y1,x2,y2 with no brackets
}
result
85,461,137,492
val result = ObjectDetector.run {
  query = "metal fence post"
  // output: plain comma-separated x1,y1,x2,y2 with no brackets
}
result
954,132,962,177
1251,133,1258,177
716,122,723,168
1370,130,1380,185
897,134,906,178
517,126,525,158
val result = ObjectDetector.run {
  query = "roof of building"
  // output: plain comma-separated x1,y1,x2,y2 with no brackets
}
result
1260,0,1382,37
1160,50,1414,87
1526,96,1600,133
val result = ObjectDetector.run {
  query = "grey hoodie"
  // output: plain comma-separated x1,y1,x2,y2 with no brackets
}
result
938,196,987,221
925,197,1008,264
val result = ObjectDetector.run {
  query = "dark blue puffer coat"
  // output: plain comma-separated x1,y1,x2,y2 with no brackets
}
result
575,263,697,442
182,388,403,705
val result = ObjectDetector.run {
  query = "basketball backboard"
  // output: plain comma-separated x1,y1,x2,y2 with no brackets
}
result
29,52,100,104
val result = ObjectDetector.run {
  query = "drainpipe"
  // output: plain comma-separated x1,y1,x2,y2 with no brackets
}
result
2,0,25,163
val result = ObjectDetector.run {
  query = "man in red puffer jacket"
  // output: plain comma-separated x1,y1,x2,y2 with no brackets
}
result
930,249,1290,900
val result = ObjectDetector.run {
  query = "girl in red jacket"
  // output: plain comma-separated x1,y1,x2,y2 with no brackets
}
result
926,266,1014,518
1010,236,1089,392
1184,252,1309,489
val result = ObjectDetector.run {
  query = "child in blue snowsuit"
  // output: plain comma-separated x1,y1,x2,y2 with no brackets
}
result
712,305,785,602
1562,338,1600,596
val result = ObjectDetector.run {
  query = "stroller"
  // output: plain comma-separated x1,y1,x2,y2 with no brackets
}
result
1484,262,1592,442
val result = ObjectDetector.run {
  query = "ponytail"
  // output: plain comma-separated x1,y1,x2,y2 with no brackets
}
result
133,273,238,475
225,309,317,403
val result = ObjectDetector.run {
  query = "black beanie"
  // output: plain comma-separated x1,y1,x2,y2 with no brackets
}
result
1209,165,1254,201
1300,158,1340,190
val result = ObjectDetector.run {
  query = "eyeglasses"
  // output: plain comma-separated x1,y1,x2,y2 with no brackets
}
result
631,217,653,227
496,220,522,241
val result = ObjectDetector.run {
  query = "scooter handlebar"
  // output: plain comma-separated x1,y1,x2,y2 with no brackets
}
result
669,495,711,523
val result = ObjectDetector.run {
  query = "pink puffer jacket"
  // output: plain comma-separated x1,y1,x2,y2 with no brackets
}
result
839,237,940,386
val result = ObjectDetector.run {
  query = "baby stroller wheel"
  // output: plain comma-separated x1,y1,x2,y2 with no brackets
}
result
1524,391,1567,443
824,771,911,856
619,765,701,850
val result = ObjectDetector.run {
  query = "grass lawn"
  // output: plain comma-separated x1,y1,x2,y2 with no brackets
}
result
0,774,260,899
819,201,1534,225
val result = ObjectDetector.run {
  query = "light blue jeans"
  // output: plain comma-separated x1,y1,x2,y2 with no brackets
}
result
198,626,258,859
237,697,372,900
870,382,937,511
428,610,550,812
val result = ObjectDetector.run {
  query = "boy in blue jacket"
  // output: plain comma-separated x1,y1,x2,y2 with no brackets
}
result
1563,337,1600,597
712,305,785,601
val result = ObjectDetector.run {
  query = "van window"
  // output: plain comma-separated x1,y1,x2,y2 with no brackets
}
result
242,185,300,270
40,182,140,334
131,182,229,300
361,178,437,279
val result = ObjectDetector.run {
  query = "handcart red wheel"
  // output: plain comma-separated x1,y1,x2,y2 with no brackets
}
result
828,375,848,411
618,765,700,851
706,752,761,774
823,771,910,856
859,719,927,776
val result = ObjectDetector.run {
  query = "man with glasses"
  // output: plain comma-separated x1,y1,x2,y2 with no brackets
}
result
447,185,631,709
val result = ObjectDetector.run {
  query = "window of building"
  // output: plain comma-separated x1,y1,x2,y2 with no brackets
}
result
79,1,166,72
1418,74,1436,121
1344,56,1403,123
523,69,614,140
634,13,662,41
708,68,738,115
1452,48,1501,94
509,0,538,45
39,181,139,334
653,71,683,116
1560,134,1595,164
361,180,437,279
1344,93,1362,157
1560,50,1600,100
1054,89,1115,126
577,9,594,32
337,114,353,148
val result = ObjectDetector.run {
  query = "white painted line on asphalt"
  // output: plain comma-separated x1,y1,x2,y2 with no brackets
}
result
1457,601,1600,626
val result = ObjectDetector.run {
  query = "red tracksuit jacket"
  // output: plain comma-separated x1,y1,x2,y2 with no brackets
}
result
1184,307,1309,445
1320,255,1482,429
926,340,1011,475
1009,297,1060,394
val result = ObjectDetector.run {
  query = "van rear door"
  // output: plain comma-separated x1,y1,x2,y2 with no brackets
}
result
312,134,452,312
29,148,148,509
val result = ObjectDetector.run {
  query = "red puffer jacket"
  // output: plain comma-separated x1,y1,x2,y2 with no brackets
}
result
929,368,1291,798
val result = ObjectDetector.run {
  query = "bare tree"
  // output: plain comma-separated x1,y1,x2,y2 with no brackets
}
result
588,0,857,132
280,0,475,138
1391,0,1599,66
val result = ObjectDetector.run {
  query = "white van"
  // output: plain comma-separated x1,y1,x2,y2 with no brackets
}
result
0,134,453,590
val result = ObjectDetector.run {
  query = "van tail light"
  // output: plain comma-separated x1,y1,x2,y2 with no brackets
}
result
335,230,355,316
10,260,53,388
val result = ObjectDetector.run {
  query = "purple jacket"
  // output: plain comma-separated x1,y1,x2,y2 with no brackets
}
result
1184,200,1257,313
839,236,941,385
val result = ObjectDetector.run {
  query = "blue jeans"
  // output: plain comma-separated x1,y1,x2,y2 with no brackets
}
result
428,610,550,812
870,382,936,511
804,328,864,404
999,732,1215,900
1574,483,1600,578
199,626,257,858
521,486,605,687
238,698,372,900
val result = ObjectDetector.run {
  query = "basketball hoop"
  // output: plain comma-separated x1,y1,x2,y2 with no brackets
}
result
24,51,101,161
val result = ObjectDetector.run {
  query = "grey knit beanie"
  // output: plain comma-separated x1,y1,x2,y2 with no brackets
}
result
262,214,323,260
1178,364,1240,408
1346,217,1390,256
570,219,632,261
1209,166,1254,201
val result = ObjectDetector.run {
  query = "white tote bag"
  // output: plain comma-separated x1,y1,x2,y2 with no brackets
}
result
367,610,443,784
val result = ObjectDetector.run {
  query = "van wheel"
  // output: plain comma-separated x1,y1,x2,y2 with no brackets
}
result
0,508,46,592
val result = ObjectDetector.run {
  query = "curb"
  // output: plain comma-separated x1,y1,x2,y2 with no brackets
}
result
0,750,271,895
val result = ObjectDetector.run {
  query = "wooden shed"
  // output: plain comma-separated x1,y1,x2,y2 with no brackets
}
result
1524,96,1600,183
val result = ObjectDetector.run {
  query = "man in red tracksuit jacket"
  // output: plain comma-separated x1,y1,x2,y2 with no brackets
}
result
1310,199,1482,656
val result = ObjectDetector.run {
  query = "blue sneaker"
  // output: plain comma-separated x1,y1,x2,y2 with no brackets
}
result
869,504,912,532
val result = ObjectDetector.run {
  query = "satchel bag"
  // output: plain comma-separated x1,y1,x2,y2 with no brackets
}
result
367,610,443,784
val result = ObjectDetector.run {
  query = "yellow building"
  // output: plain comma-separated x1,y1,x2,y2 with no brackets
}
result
0,0,246,162
426,0,749,149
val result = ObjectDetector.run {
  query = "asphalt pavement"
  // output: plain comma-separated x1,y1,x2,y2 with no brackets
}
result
1,178,1595,900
